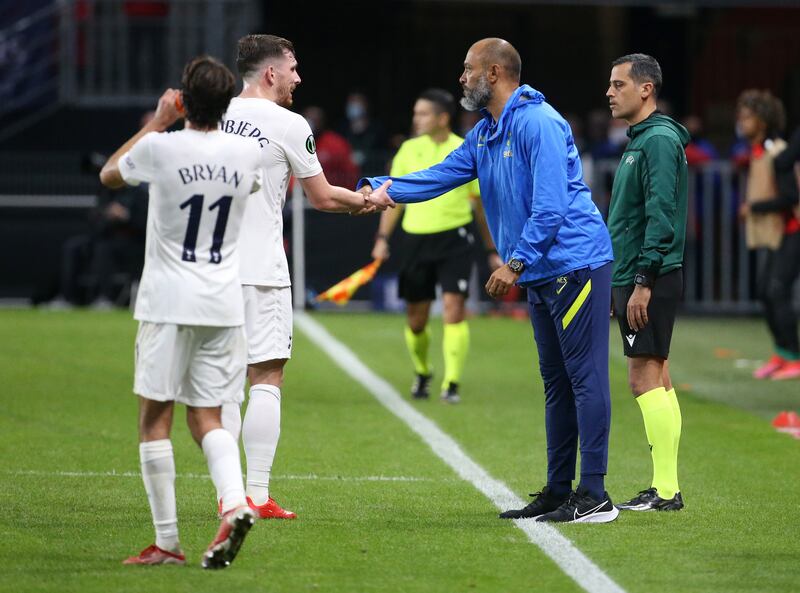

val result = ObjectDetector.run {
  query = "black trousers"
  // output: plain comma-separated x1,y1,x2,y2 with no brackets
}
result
758,232,800,355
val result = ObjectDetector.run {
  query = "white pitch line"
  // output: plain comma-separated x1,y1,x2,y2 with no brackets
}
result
4,469,432,483
296,312,626,593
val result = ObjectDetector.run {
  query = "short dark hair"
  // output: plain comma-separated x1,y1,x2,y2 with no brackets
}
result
236,34,295,79
612,53,662,97
180,55,236,128
418,88,456,122
737,89,786,138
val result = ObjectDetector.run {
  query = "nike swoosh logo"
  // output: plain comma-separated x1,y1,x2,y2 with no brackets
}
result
625,334,636,347
556,283,566,295
574,502,606,519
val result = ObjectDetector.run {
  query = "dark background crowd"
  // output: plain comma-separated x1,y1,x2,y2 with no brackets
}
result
0,1,798,311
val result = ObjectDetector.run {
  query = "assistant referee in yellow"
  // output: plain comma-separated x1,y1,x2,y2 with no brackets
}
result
371,88,501,404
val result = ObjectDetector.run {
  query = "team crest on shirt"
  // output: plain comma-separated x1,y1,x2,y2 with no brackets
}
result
503,131,513,158
305,135,316,154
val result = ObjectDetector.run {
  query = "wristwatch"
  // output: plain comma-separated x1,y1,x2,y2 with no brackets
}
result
634,272,653,288
507,258,525,274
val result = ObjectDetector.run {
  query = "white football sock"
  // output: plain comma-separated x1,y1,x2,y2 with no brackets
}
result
242,384,281,506
201,428,246,513
221,402,242,442
139,439,179,552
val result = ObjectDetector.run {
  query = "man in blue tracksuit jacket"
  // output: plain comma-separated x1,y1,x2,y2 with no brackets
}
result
359,38,618,523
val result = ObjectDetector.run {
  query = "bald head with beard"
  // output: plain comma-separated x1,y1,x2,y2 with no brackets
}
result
459,38,522,112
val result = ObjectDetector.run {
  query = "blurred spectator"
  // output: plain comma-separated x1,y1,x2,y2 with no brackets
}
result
564,113,588,154
340,92,389,177
303,105,360,189
50,177,148,308
592,117,630,160
585,110,628,214
735,90,800,380
586,108,611,160
48,111,153,309
457,110,482,138
682,114,719,165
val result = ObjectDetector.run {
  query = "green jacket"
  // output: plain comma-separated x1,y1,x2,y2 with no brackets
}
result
607,112,690,287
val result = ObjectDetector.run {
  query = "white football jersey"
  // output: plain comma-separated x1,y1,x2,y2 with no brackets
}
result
119,128,261,326
221,97,323,287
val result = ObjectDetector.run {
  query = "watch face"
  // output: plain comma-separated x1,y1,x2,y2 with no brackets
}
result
509,259,524,273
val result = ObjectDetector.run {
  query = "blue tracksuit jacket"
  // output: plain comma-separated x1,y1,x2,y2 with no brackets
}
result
359,85,613,285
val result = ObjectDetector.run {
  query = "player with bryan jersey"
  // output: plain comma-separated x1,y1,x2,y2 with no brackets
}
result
216,34,394,519
100,56,262,569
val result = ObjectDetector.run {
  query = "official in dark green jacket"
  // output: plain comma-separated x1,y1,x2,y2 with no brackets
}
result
606,53,688,513
607,113,689,288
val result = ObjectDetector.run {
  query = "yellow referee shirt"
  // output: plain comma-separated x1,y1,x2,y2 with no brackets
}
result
390,132,479,235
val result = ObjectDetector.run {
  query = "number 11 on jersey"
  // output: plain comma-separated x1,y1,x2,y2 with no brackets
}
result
180,194,233,264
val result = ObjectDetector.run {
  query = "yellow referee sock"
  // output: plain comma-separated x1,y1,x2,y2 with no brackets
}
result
665,387,682,493
636,387,679,499
442,321,470,390
404,325,431,376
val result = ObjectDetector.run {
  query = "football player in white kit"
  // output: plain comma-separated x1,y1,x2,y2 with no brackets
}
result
217,34,394,519
100,56,264,569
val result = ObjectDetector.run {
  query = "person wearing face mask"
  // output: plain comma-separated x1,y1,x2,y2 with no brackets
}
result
341,92,389,177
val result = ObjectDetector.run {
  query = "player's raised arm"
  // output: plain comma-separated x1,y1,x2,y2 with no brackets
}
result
99,89,183,189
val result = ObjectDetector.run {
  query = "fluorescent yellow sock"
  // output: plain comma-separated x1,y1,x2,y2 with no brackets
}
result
665,387,682,493
442,321,470,390
636,387,679,499
404,325,431,376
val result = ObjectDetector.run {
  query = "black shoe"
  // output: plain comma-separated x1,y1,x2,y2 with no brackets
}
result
616,488,684,511
535,487,619,523
411,373,432,399
440,382,461,404
499,487,568,519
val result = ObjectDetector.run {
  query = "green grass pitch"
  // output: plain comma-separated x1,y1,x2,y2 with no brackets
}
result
0,309,797,593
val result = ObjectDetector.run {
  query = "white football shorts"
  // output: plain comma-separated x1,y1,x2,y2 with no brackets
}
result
134,322,247,407
242,285,293,364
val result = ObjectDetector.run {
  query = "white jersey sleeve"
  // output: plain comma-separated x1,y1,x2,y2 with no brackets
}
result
118,132,158,186
282,116,323,179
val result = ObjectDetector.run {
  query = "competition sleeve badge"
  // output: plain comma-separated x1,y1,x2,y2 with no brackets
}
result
305,135,316,154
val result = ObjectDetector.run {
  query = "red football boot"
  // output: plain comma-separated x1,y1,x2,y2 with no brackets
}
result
123,544,186,566
201,505,256,570
771,360,800,381
772,411,800,433
247,496,297,519
753,355,786,379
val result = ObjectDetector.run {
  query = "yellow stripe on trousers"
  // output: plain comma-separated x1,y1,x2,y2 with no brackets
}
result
562,279,592,330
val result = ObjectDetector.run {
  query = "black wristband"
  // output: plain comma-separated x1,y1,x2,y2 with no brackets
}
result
634,268,656,288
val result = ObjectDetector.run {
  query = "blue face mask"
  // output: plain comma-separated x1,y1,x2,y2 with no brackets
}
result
346,102,366,121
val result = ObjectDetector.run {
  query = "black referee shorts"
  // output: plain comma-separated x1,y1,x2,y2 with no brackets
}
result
612,268,682,359
398,225,475,303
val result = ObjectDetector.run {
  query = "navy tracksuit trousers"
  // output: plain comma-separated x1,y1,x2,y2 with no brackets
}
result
526,262,612,492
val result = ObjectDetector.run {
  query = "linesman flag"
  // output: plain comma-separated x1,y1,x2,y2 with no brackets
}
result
315,260,382,306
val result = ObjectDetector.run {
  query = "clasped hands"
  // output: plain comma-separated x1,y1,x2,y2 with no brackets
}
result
355,182,395,215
